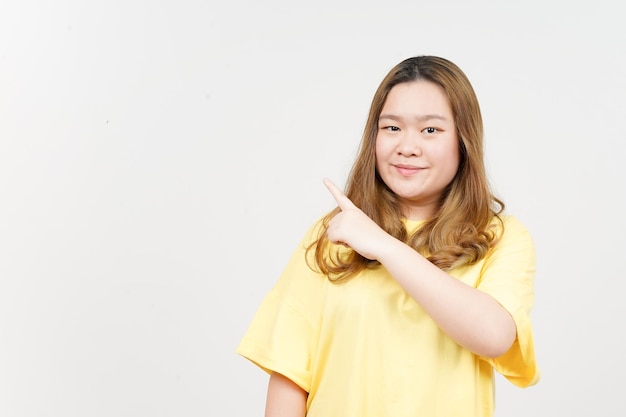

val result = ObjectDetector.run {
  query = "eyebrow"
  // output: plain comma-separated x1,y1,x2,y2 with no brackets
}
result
378,113,450,123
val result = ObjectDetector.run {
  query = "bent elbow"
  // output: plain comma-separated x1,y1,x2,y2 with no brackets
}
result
479,320,517,358
481,337,515,358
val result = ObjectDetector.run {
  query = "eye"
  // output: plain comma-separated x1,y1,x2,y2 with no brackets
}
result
423,127,439,134
382,126,400,132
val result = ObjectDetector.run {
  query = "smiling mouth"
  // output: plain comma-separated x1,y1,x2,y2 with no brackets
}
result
394,164,425,176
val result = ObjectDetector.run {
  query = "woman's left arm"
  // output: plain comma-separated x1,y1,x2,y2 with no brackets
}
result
323,178,516,358
376,239,516,358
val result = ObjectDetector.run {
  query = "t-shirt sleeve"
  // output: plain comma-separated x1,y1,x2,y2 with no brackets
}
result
235,222,326,392
477,215,540,388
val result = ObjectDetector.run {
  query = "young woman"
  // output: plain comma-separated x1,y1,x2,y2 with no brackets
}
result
237,55,539,417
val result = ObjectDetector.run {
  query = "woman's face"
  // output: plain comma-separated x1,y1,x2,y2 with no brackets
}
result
375,80,460,220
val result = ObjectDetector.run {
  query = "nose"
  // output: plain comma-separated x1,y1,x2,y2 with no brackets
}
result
396,130,422,156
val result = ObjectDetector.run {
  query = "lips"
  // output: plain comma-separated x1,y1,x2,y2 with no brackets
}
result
394,164,425,176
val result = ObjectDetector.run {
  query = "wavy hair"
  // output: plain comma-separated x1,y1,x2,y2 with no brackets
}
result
308,56,504,281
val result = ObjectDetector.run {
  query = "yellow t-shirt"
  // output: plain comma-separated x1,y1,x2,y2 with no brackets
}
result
236,215,539,417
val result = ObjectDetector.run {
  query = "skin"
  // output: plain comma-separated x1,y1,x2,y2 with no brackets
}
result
265,372,307,417
375,81,460,220
266,80,516,415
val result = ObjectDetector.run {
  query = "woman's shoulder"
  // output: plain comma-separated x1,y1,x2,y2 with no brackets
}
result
299,215,326,245
495,214,532,236
490,214,535,254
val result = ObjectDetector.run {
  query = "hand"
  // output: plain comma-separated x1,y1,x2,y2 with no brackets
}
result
323,178,390,261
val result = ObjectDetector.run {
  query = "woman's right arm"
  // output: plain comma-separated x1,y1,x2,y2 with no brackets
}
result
265,372,308,417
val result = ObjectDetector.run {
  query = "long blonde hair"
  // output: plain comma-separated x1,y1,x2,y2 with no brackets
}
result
309,56,504,282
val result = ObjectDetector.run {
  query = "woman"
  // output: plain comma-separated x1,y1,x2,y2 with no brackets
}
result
237,55,539,417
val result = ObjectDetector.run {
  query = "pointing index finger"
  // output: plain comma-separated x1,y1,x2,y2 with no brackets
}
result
323,178,355,211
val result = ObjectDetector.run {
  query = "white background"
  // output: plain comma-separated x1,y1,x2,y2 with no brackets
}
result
1,0,625,416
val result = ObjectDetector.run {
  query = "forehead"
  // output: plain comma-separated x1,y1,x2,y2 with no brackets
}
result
381,81,453,117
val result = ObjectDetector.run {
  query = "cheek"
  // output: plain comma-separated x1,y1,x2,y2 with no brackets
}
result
434,142,461,173
375,136,393,159
374,137,385,165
